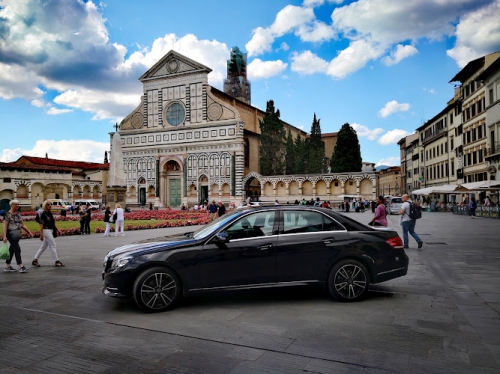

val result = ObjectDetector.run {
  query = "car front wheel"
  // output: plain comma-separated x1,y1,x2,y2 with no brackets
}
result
133,267,181,312
328,259,370,301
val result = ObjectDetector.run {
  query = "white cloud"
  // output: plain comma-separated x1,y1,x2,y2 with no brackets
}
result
303,0,325,7
378,100,410,118
382,44,418,66
351,123,384,140
423,87,437,95
0,1,229,121
246,5,320,57
327,39,384,79
447,0,500,67
247,59,288,80
277,42,290,52
296,20,335,43
290,51,329,75
376,156,400,167
0,140,109,163
378,129,410,145
46,107,73,115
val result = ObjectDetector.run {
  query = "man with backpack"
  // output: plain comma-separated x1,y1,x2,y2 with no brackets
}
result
398,194,423,250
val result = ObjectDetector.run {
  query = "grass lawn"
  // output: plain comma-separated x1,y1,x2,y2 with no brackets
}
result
0,219,169,236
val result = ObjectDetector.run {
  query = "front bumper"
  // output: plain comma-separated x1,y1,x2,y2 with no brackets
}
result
102,270,134,298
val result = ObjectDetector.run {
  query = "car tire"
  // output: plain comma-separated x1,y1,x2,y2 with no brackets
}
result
327,259,370,302
133,267,181,312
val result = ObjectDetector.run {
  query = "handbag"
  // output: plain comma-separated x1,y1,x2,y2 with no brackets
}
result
109,215,114,223
9,229,22,241
53,227,58,238
113,212,117,222
0,242,9,260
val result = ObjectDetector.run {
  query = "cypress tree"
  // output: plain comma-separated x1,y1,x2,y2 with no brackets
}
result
330,123,362,173
259,100,286,175
285,128,295,175
307,113,326,173
293,133,306,174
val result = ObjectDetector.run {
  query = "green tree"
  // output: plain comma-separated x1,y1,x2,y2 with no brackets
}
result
293,133,306,174
330,123,362,172
259,100,286,175
307,113,326,173
285,128,295,175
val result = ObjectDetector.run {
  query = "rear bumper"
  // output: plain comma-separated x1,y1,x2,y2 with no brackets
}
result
372,252,409,283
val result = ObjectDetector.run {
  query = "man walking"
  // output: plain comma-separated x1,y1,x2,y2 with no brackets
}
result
217,201,226,217
208,201,218,221
399,194,423,250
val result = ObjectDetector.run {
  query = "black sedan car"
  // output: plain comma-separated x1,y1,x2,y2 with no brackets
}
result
102,205,408,312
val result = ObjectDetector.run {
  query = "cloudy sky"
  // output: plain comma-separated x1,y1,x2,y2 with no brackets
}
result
1,0,500,167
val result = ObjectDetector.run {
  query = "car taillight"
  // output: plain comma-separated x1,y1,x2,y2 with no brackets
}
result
386,237,403,248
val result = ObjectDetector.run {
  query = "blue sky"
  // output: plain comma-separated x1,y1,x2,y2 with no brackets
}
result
1,0,500,167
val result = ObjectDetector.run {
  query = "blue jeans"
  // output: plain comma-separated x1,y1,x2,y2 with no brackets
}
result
401,220,421,247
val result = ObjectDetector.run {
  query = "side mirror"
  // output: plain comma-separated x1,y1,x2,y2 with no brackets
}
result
214,231,230,244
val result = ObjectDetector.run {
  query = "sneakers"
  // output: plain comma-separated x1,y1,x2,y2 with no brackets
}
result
418,241,423,250
4,266,17,272
18,266,29,273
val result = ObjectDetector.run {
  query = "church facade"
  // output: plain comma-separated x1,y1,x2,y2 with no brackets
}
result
116,50,375,208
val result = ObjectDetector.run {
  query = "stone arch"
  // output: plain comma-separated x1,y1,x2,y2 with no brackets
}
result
316,180,327,195
289,180,299,195
211,183,219,195
92,185,100,199
330,179,342,195
221,183,230,196
148,185,155,197
263,181,273,196
243,172,262,201
276,181,287,197
16,184,29,198
302,180,313,196
359,178,373,196
344,178,357,195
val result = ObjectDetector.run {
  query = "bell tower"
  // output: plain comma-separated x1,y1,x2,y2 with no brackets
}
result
223,46,251,104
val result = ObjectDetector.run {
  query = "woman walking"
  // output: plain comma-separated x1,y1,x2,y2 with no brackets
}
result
370,196,388,227
32,200,64,267
469,196,477,219
2,200,32,272
103,205,111,237
113,203,125,236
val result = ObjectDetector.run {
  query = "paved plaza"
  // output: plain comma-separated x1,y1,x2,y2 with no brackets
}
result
0,211,499,373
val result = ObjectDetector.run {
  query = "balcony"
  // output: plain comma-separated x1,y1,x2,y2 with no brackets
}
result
421,127,447,145
485,141,500,163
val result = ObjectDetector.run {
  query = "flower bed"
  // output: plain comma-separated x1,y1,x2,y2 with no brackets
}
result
17,210,211,238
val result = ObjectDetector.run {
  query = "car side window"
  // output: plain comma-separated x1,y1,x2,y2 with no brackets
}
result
225,211,275,240
283,211,344,234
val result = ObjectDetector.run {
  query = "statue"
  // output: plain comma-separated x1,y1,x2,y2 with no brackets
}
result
327,165,331,173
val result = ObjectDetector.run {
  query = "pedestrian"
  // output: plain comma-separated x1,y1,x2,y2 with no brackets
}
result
149,201,153,211
70,203,75,215
84,203,91,234
2,199,32,272
369,196,388,227
103,205,111,237
32,200,64,267
217,201,226,217
208,200,218,221
469,197,477,219
79,205,87,235
398,194,423,250
113,203,125,236
371,200,377,213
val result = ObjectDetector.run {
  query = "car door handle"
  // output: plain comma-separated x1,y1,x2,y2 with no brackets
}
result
323,238,335,244
259,244,273,251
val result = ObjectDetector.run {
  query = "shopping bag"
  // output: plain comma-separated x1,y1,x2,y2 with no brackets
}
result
0,242,10,260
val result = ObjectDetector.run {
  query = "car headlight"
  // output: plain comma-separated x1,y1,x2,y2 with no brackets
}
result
110,256,132,271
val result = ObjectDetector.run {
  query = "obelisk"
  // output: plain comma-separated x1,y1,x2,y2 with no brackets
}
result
106,128,127,209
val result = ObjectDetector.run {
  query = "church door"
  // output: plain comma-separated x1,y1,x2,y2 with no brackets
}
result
201,186,208,204
139,188,146,207
169,179,181,207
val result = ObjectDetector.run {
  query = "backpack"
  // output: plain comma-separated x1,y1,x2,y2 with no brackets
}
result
408,202,422,220
35,209,42,224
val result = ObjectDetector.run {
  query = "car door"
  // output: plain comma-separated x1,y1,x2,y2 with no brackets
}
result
199,210,278,289
275,210,351,282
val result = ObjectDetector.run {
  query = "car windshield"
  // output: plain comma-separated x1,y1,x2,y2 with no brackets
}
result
190,209,245,240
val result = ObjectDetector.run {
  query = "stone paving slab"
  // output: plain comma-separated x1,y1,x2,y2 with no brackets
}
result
0,213,499,373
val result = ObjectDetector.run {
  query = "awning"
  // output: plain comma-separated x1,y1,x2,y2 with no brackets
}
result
412,184,458,195
460,181,500,190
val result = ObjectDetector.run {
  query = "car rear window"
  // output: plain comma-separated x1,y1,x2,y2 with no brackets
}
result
391,198,403,204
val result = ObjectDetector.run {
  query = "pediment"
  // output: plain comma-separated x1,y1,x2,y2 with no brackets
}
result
139,50,212,82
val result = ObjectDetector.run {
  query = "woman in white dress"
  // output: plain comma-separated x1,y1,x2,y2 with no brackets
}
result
113,203,125,236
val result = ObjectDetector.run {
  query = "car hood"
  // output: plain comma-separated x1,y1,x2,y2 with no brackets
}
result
106,236,198,258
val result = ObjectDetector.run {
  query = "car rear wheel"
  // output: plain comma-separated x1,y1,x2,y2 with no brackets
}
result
133,267,181,312
328,259,370,301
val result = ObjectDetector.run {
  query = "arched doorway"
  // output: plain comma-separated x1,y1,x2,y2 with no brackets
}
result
199,175,209,203
138,177,147,206
244,177,261,202
164,160,182,207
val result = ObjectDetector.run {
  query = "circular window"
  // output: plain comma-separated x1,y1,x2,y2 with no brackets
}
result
165,102,185,127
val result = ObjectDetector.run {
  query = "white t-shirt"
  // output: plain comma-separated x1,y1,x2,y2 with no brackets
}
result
400,201,412,222
114,208,124,221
